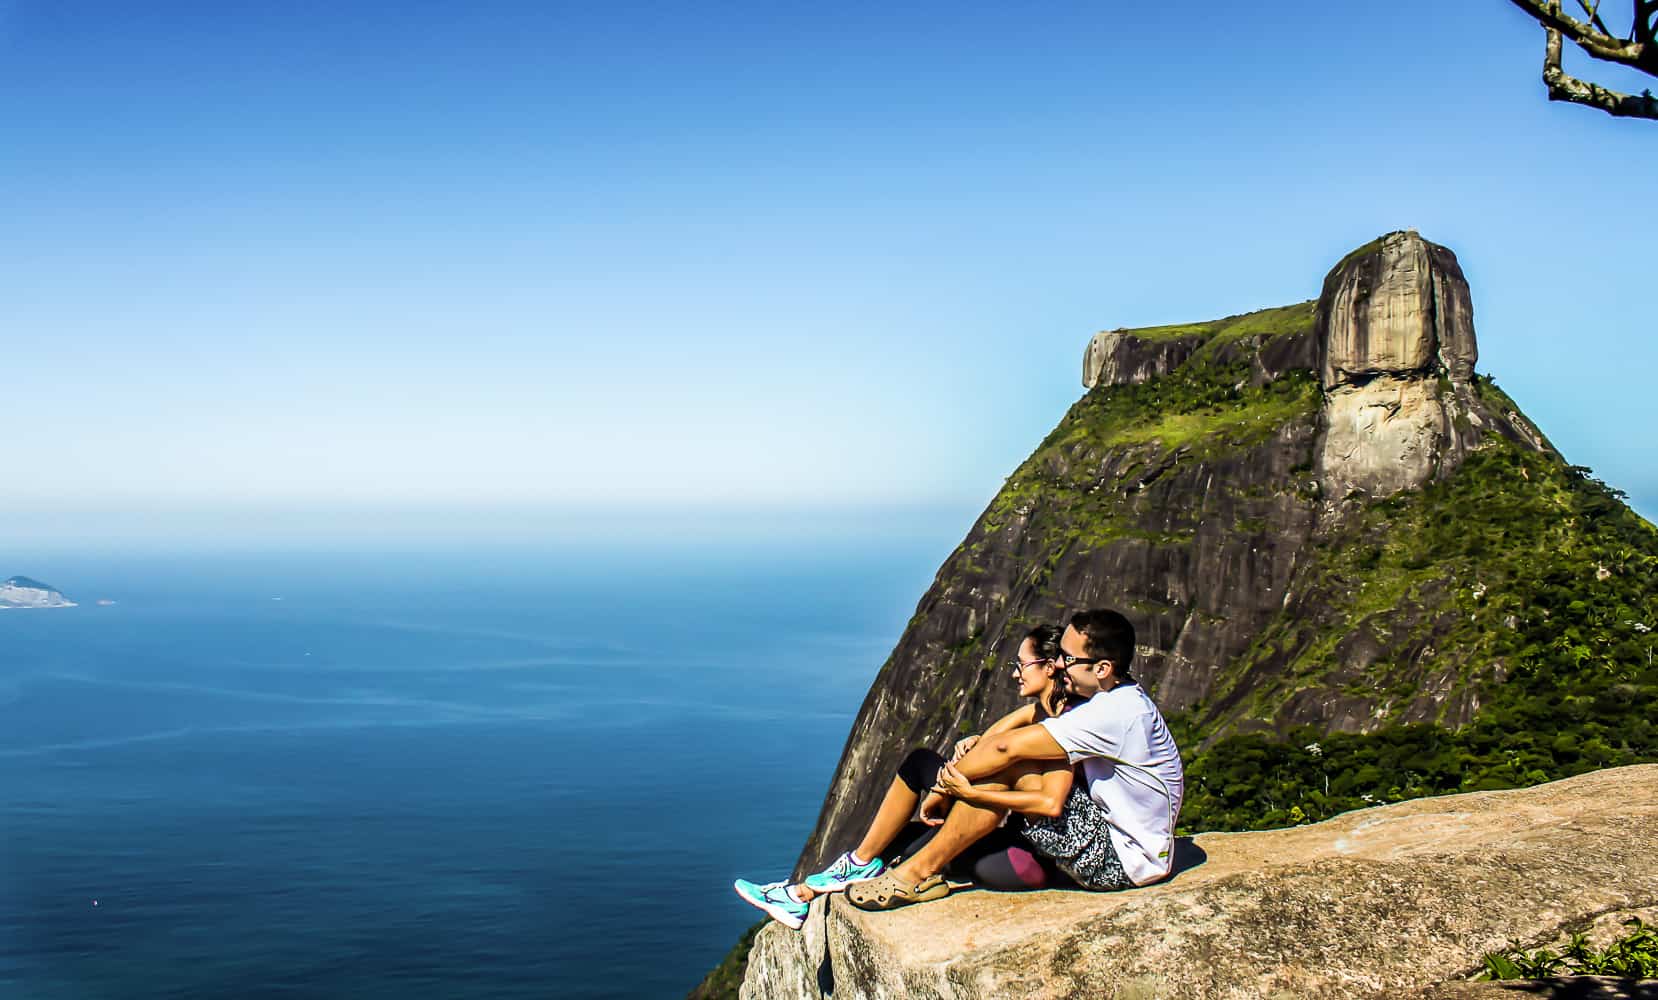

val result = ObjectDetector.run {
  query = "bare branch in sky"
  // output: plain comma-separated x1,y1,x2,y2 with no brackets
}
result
1506,0,1658,120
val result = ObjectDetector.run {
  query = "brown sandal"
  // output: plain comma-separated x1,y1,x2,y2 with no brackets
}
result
846,871,950,911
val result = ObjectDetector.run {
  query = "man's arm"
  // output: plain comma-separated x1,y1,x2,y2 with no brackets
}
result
982,703,1038,738
950,703,1038,763
934,760,1072,818
951,722,1069,781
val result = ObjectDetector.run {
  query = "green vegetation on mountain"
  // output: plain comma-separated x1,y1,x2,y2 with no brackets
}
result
974,365,1319,562
687,922,763,1000
1113,299,1315,344
977,303,1318,562
1176,434,1658,833
1046,362,1317,459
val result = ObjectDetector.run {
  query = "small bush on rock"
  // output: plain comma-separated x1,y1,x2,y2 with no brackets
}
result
1479,918,1658,980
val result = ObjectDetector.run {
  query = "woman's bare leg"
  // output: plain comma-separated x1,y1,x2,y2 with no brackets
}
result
796,774,920,901
853,775,922,863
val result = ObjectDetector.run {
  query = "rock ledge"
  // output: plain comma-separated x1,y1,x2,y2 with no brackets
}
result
741,765,1658,1000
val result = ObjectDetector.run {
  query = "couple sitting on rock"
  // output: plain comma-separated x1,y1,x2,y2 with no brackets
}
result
734,608,1185,928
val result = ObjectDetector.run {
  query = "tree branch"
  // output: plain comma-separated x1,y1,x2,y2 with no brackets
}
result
1543,26,1658,118
1637,0,1658,45
1506,0,1650,67
1577,0,1612,37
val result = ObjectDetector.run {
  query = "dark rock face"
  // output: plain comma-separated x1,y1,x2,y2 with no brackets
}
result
793,234,1553,877
1082,329,1204,389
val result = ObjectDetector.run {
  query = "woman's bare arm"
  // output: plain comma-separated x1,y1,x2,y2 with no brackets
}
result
934,761,1072,818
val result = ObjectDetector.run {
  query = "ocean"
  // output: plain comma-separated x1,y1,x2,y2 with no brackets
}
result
0,538,946,998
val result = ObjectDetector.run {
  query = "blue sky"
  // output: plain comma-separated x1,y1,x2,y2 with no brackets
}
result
2,1,1653,546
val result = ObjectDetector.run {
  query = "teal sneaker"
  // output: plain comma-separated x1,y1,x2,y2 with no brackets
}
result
803,852,885,894
732,878,809,930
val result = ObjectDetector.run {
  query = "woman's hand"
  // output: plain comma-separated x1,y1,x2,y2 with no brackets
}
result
919,790,951,826
933,762,975,802
950,735,980,763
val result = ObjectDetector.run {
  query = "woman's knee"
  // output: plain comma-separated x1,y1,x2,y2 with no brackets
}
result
896,747,946,794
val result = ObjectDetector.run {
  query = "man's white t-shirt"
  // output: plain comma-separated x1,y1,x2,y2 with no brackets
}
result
1039,682,1185,886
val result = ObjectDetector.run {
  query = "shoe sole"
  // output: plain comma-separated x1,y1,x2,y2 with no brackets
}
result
846,874,950,911
801,872,883,895
732,881,806,930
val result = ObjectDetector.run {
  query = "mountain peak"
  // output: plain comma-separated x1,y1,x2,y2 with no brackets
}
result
1315,231,1491,498
1318,229,1478,387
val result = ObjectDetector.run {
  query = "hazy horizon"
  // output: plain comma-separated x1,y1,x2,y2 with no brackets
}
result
0,498,991,557
4,484,1657,558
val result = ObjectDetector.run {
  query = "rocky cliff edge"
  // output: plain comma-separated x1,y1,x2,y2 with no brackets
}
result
742,765,1658,1000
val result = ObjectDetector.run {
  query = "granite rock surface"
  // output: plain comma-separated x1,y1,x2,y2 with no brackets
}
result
745,766,1658,1000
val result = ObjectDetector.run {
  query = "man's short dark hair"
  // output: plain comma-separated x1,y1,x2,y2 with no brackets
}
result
1070,608,1135,679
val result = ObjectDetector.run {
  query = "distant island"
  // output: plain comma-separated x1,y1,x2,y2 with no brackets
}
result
0,576,76,609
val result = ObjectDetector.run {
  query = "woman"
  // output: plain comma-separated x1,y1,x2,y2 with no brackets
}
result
733,624,1081,929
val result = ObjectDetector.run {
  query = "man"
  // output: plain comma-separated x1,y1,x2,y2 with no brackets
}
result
846,608,1184,908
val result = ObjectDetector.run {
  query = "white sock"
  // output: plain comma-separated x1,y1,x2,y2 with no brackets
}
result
849,851,871,866
786,885,807,904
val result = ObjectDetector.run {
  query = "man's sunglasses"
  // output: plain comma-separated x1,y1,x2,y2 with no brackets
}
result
1058,652,1107,668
